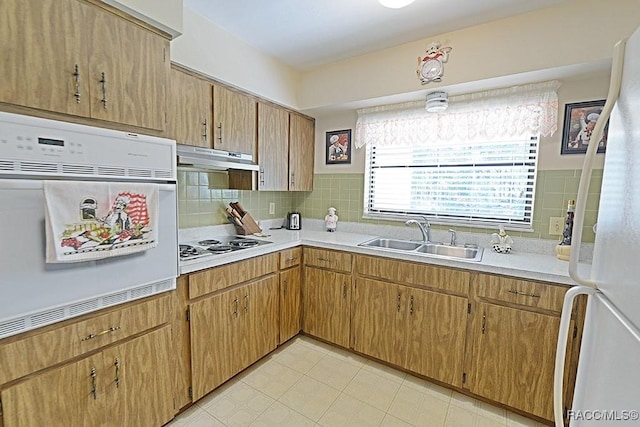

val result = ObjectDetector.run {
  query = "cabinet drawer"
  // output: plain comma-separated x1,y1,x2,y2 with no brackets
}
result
355,255,469,296
0,294,171,385
280,247,302,269
304,247,352,272
474,274,567,313
189,253,278,298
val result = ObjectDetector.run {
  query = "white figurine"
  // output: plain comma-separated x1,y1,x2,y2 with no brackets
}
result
490,225,514,253
325,207,338,232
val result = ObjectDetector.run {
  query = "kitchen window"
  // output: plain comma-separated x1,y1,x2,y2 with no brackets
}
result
356,81,560,230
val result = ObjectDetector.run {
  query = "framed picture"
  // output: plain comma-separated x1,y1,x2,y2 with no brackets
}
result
325,129,352,164
561,100,609,154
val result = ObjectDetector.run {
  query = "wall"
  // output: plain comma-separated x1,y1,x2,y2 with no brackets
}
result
102,0,183,36
170,7,300,109
298,0,640,111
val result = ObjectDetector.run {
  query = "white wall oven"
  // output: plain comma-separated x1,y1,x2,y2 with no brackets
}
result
0,112,178,339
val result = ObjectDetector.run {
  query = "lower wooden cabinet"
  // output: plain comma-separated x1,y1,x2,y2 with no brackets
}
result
351,278,467,388
279,266,302,344
466,302,561,421
189,275,279,401
302,266,351,348
1,326,174,427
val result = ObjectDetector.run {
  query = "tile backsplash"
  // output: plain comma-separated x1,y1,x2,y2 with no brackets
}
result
178,169,602,244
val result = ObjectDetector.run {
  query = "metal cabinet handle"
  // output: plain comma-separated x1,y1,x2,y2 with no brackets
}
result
290,172,295,188
396,293,401,312
317,257,332,262
507,289,540,298
99,72,107,109
283,279,288,295
233,297,239,318
73,64,81,103
90,367,97,399
286,256,298,262
409,295,414,315
342,283,347,299
81,326,121,341
482,312,487,334
244,294,249,312
217,122,222,143
114,358,120,388
202,119,208,141
259,168,265,186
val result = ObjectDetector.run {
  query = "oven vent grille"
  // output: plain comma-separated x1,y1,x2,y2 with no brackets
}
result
131,285,153,299
62,164,94,175
0,160,14,171
103,292,128,306
155,170,173,179
0,278,176,339
20,161,58,174
0,318,26,337
31,308,66,327
98,166,127,177
128,168,153,178
69,299,100,316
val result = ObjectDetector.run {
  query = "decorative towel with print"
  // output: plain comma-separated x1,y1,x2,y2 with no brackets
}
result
44,181,159,263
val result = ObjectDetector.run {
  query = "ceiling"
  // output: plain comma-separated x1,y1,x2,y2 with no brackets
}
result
184,0,572,71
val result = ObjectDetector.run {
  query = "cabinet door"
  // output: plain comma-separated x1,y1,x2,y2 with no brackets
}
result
280,266,302,344
288,113,315,191
0,0,91,118
213,85,257,155
168,68,212,147
302,267,351,347
245,276,280,364
1,353,107,427
258,102,289,190
88,8,168,130
405,288,468,388
103,326,174,427
352,278,406,366
467,302,560,421
189,288,243,400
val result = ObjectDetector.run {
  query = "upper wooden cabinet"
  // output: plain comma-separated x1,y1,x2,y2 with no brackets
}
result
167,67,212,148
212,84,257,155
289,113,315,191
0,0,169,131
257,102,289,191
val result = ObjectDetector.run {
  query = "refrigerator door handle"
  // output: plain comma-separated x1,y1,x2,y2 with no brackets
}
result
554,286,597,427
569,38,626,288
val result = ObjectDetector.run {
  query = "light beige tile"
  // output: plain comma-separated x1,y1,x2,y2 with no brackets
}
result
387,384,449,426
199,381,274,427
241,359,303,399
361,359,406,384
278,375,340,421
307,353,362,390
318,393,386,427
295,335,334,353
323,345,368,368
380,414,415,427
166,405,227,427
402,375,452,402
476,401,507,424
250,401,317,427
274,340,327,374
449,391,480,412
506,412,544,427
343,368,402,411
446,406,507,427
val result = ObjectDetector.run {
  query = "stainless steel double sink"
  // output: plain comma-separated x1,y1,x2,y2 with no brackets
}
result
358,237,483,262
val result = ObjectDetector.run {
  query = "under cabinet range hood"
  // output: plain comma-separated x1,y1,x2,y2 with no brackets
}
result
176,144,259,172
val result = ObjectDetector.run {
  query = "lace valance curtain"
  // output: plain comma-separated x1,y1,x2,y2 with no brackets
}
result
354,81,560,148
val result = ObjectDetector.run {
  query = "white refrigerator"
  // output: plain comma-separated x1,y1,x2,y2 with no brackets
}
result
554,25,640,427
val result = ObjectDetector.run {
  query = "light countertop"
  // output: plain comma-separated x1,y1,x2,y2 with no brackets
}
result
179,226,590,286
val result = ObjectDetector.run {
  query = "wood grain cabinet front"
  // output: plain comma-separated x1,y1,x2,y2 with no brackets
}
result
465,273,583,422
212,84,257,155
167,66,212,148
1,325,174,427
0,0,169,131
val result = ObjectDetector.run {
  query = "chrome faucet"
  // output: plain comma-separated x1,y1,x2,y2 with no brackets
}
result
405,218,431,243
448,229,457,246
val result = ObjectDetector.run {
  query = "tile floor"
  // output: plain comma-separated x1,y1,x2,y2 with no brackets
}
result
167,336,548,427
